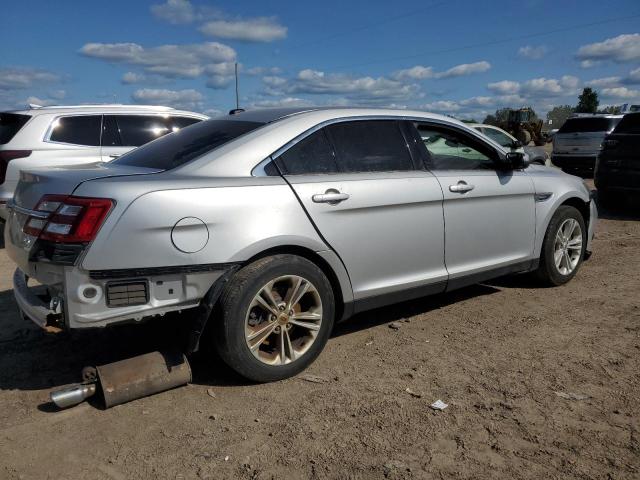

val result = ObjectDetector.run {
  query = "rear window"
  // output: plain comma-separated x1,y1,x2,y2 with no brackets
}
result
113,119,263,170
613,113,640,134
49,115,102,146
558,117,620,134
0,113,30,145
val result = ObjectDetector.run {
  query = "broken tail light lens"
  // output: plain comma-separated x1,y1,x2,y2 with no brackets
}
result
23,195,114,243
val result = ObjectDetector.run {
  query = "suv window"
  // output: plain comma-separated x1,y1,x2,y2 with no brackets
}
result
49,115,101,146
612,113,640,134
107,115,173,147
277,129,338,175
0,113,30,145
414,123,497,170
327,120,413,173
168,116,202,130
114,119,263,170
558,117,620,133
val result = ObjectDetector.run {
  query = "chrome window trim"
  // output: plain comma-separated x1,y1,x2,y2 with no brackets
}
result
252,114,505,177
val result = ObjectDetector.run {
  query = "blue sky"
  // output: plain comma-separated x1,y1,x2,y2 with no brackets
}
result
1,0,639,119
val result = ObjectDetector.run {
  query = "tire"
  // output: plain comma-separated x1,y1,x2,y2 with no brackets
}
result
535,206,586,286
212,254,335,382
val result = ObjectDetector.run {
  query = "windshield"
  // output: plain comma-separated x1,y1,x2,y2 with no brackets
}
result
114,119,264,170
558,117,620,134
483,128,513,147
0,113,31,145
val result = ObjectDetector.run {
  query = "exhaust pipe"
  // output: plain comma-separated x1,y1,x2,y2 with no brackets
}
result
50,383,97,409
50,351,191,409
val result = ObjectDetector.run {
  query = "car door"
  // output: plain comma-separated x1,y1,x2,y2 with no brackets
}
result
410,121,536,288
276,119,447,307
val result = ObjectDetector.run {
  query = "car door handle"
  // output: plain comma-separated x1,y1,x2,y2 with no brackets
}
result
312,191,350,204
449,181,475,193
108,154,121,159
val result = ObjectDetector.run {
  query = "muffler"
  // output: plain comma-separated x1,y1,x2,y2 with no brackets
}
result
50,351,191,409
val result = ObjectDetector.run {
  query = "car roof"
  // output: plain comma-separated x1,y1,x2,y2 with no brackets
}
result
5,104,208,117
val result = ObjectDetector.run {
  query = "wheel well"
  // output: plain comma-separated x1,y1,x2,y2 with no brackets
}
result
245,246,346,322
560,197,590,227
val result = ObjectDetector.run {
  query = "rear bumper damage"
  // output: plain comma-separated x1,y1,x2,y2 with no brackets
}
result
12,265,228,330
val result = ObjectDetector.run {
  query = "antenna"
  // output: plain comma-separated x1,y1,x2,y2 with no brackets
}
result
234,62,239,110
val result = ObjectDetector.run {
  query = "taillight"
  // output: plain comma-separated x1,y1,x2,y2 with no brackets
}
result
0,150,31,184
23,194,114,243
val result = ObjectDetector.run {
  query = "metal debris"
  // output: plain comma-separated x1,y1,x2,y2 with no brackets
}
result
299,373,329,384
206,388,217,398
405,388,422,398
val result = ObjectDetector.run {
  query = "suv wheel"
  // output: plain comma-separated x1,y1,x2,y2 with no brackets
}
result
535,205,586,286
212,255,335,382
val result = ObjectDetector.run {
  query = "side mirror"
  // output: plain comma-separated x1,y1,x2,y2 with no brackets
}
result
510,140,523,149
505,151,530,169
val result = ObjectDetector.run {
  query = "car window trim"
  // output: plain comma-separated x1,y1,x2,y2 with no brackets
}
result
253,115,475,177
43,113,104,148
408,120,505,171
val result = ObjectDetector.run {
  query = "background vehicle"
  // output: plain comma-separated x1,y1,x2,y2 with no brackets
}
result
620,103,640,113
471,123,550,166
552,114,622,175
494,107,546,146
0,104,208,219
595,112,640,205
5,107,596,382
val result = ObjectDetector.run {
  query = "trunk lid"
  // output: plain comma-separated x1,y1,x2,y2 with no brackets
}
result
12,162,160,211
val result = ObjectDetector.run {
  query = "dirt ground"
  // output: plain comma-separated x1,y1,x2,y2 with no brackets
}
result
0,188,639,480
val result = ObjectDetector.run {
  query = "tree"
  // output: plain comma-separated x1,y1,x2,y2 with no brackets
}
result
575,88,599,113
599,105,622,114
546,105,574,129
482,114,497,125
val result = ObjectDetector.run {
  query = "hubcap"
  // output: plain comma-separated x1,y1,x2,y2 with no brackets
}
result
245,275,323,366
554,218,582,275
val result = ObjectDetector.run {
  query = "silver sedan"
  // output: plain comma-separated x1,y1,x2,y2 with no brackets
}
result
5,107,597,382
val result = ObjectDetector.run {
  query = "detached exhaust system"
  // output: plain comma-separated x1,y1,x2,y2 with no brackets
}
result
50,351,192,409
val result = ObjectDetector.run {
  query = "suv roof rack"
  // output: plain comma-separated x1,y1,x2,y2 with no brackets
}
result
28,104,177,111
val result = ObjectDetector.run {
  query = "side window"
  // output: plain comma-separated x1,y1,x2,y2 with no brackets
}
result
112,115,171,147
483,128,513,148
327,120,413,173
101,115,122,147
414,123,497,170
168,116,203,131
277,129,338,175
49,115,101,146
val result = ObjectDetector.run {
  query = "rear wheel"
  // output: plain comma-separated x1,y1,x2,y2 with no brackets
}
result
212,255,335,382
535,206,586,286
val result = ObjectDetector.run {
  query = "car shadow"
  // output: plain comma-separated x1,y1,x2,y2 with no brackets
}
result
0,282,504,400
0,222,4,249
596,199,640,221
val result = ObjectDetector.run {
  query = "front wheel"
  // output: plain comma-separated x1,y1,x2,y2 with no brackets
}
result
535,206,586,286
212,255,335,382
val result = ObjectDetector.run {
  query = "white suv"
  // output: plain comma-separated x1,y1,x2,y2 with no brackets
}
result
0,104,208,220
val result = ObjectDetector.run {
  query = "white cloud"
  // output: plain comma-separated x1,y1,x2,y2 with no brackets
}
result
80,41,236,86
392,61,490,81
150,0,197,24
518,45,547,60
588,76,622,88
435,61,491,78
199,17,287,42
421,100,462,112
487,80,520,95
265,69,420,103
580,60,599,69
625,67,640,84
24,95,56,107
121,72,147,84
250,97,314,108
0,67,60,90
577,33,640,64
131,88,204,110
49,89,66,100
486,76,580,98
601,87,640,99
392,66,435,81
